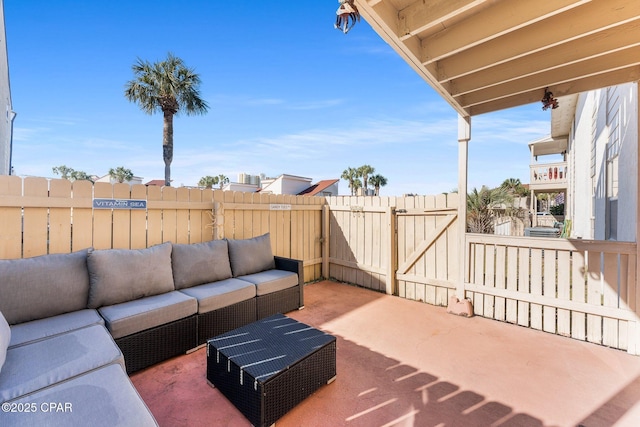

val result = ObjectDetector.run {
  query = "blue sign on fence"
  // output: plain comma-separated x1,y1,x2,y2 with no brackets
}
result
93,199,147,210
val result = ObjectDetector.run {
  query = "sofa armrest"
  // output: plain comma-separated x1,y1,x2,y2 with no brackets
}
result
274,256,304,308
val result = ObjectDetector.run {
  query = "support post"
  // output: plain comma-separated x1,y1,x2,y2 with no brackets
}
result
385,206,397,295
322,205,330,280
457,115,471,301
633,80,640,355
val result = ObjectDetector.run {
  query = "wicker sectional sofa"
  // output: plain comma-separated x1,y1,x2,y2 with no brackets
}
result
0,233,303,427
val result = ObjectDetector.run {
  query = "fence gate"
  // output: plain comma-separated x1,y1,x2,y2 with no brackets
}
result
326,194,459,306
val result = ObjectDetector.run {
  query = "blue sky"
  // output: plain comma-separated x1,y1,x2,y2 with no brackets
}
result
5,1,550,196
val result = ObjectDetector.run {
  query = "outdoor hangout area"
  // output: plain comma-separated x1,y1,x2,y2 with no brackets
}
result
3,0,640,426
0,175,639,425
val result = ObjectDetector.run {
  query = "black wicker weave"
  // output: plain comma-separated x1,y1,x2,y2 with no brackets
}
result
197,298,257,345
115,315,197,374
256,286,301,319
207,314,336,427
274,256,304,307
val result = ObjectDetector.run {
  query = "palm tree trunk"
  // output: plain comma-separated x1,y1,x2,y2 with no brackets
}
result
163,111,174,186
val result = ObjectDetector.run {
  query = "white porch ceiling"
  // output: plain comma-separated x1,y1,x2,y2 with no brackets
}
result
356,0,640,117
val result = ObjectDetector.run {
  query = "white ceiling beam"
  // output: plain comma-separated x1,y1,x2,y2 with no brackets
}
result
398,0,486,40
450,20,640,96
467,66,640,115
457,46,640,107
420,0,588,63
436,0,640,82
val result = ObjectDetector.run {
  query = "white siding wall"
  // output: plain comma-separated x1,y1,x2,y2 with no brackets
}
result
568,82,637,242
569,92,595,239
615,83,638,242
0,0,13,175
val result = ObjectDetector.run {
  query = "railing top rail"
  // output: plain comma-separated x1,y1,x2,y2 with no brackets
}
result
466,233,637,254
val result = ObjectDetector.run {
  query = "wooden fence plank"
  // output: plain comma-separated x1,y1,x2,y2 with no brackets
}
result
602,252,619,348
71,180,94,252
161,187,178,244
130,185,147,249
494,244,507,321
112,183,131,249
146,186,163,247
587,251,603,344
175,187,190,244
188,188,203,244
0,176,23,259
22,178,49,257
571,250,587,340
543,248,557,333
518,248,542,329
48,179,72,254
92,182,113,250
557,251,571,336
506,246,519,323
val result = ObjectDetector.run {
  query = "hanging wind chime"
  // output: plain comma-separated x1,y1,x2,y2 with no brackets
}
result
334,0,360,34
541,87,559,111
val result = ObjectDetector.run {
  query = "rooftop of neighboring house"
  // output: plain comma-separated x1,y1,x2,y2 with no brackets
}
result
297,179,339,196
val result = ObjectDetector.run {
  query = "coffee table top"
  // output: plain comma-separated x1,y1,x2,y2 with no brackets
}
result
208,314,335,384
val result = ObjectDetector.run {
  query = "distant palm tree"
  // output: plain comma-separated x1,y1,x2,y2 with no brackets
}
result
109,166,134,183
467,186,511,233
357,164,375,194
217,174,229,189
341,167,360,196
125,52,209,187
70,171,94,183
369,174,388,196
500,177,528,197
52,165,74,180
198,175,217,189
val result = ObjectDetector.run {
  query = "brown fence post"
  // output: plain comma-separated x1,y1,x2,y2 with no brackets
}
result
385,206,397,295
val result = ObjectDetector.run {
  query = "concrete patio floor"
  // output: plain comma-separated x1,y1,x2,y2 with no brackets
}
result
131,280,640,427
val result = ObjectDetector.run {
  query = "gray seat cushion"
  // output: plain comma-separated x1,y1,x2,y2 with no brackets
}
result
0,249,90,324
0,325,124,402
171,240,232,289
98,291,197,339
238,270,299,296
178,278,256,314
0,311,9,374
1,363,158,427
9,309,104,349
227,233,276,277
87,242,175,309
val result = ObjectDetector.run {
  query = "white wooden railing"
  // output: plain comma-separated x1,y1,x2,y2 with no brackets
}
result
465,233,639,354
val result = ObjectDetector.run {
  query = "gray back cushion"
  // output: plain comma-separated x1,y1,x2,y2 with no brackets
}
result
87,242,174,308
227,233,276,277
0,249,90,324
0,310,9,373
171,240,232,289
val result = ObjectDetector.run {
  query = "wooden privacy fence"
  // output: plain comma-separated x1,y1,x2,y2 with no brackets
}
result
2,176,639,354
325,193,459,305
465,234,639,353
0,176,324,283
213,191,324,282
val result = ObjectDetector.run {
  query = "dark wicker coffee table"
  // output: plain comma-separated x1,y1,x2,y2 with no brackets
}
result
206,313,337,427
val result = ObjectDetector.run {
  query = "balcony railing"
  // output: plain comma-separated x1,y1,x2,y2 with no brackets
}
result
529,161,567,190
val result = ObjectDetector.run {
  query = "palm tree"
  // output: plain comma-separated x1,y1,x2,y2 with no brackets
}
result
466,186,512,233
70,171,94,183
125,52,209,187
341,167,359,196
108,166,134,183
52,165,74,180
217,174,229,189
198,175,217,189
357,164,375,194
369,174,388,196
